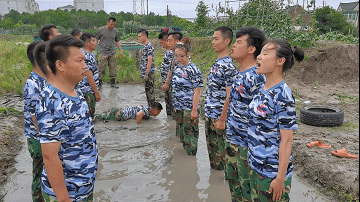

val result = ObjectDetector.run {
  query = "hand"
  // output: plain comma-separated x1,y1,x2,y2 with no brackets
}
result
162,84,169,91
95,92,101,102
190,109,198,120
214,119,226,130
269,178,285,201
143,73,149,81
119,51,123,58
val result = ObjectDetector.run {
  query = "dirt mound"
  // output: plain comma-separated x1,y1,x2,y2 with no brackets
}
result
288,44,359,85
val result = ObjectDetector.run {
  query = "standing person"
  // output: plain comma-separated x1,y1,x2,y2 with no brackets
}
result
38,24,59,41
162,31,183,119
218,27,266,201
37,35,98,202
34,41,55,85
95,17,123,89
248,39,304,202
158,31,174,116
204,26,237,171
172,38,203,155
24,40,47,202
71,28,82,39
138,29,156,106
78,32,101,118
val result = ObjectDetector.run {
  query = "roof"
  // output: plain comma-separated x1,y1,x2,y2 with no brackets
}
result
337,1,359,12
58,5,76,10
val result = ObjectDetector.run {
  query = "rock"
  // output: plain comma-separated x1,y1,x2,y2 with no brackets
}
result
144,152,150,156
304,101,311,104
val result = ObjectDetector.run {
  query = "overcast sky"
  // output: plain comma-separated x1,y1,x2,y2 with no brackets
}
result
35,0,351,18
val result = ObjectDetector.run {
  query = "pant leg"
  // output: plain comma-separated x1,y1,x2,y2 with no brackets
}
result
42,191,93,202
175,110,184,145
145,73,155,107
225,142,242,202
84,93,96,119
94,108,122,122
27,138,44,202
182,109,199,156
108,54,117,80
164,85,172,116
97,54,108,81
237,146,251,201
205,117,226,170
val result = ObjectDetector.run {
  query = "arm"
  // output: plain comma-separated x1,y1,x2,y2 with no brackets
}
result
85,71,101,102
214,86,231,130
269,129,293,201
144,56,153,81
190,88,201,120
162,69,171,91
116,41,123,58
136,111,145,124
31,116,39,132
42,142,72,202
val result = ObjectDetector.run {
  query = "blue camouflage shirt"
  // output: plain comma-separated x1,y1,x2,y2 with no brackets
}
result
247,81,297,179
172,63,203,110
160,50,174,83
140,42,155,77
77,50,99,94
23,72,46,140
226,65,265,147
36,84,98,201
205,56,237,119
121,105,151,121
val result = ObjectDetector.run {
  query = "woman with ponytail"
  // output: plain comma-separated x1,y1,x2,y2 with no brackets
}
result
247,39,304,201
172,37,204,156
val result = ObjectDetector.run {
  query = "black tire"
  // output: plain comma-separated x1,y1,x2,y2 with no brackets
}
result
300,105,344,127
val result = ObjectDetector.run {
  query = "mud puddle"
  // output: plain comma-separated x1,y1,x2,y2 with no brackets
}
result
1,84,335,201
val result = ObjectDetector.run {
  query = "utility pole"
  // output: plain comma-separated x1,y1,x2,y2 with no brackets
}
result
167,5,170,28
147,0,148,26
322,0,325,7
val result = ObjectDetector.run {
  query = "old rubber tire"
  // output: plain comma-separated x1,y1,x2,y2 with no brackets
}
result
300,105,344,127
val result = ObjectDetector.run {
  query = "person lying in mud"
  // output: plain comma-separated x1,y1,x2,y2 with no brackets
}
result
94,102,163,124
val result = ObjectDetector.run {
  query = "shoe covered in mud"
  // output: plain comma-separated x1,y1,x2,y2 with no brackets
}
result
110,78,119,89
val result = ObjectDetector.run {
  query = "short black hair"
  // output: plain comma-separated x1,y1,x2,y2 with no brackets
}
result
215,26,233,46
151,102,163,110
39,24,57,41
33,42,48,76
137,29,148,38
80,32,95,43
235,26,266,59
158,32,168,40
108,17,116,22
27,41,42,66
45,35,85,74
71,29,82,37
168,31,183,41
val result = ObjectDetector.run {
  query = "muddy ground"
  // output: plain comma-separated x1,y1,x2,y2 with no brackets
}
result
0,42,359,201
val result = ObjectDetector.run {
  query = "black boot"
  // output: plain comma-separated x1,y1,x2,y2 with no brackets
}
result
110,78,119,88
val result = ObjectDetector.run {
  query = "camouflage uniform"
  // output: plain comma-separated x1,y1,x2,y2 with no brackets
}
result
83,93,96,118
174,109,184,144
27,138,44,202
205,117,226,170
145,73,155,107
94,106,151,123
161,50,174,116
182,109,200,155
140,42,156,107
42,191,93,202
225,141,242,201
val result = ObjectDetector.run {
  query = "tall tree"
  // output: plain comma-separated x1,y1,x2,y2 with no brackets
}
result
195,1,210,29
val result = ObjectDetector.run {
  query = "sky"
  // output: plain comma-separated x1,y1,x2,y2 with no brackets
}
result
35,0,350,18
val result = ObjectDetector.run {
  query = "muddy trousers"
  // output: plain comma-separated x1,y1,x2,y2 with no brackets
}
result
42,191,93,202
175,109,199,156
249,169,292,202
94,108,124,122
144,73,155,107
83,93,96,118
163,84,173,116
225,142,251,202
205,117,226,170
27,138,44,202
98,54,116,81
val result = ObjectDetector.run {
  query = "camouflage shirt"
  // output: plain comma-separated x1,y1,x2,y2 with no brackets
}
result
140,42,155,77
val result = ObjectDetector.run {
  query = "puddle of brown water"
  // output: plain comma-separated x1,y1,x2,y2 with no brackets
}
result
1,84,334,202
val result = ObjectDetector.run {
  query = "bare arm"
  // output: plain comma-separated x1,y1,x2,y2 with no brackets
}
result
162,69,171,91
269,129,293,201
85,71,101,102
42,142,71,202
31,115,39,132
191,88,201,119
136,111,145,124
116,41,123,58
214,86,231,130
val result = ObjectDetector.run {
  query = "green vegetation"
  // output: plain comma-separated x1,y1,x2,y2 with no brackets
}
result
0,107,22,116
329,122,359,132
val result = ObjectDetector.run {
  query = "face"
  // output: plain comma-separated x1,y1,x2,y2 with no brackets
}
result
75,32,82,39
230,34,253,62
212,30,229,52
58,46,87,85
49,27,59,40
256,43,280,75
107,20,116,30
167,35,178,50
159,39,168,49
86,37,97,51
174,48,189,66
137,32,147,44
150,108,161,116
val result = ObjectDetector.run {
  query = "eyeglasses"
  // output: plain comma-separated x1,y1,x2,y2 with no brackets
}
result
174,54,187,59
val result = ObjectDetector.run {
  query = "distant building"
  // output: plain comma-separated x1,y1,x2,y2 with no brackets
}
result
337,1,359,26
0,0,39,16
74,0,104,12
58,5,76,11
285,5,312,31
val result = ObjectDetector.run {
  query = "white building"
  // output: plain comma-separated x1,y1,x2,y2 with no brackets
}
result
0,0,39,16
337,1,359,27
74,0,104,12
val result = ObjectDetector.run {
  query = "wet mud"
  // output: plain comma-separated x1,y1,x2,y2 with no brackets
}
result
1,84,335,201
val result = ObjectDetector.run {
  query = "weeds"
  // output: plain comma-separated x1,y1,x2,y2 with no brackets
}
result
330,93,359,105
329,122,359,132
0,107,22,116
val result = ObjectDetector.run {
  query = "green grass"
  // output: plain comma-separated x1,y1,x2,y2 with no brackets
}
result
0,107,22,116
330,93,359,105
329,122,359,132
